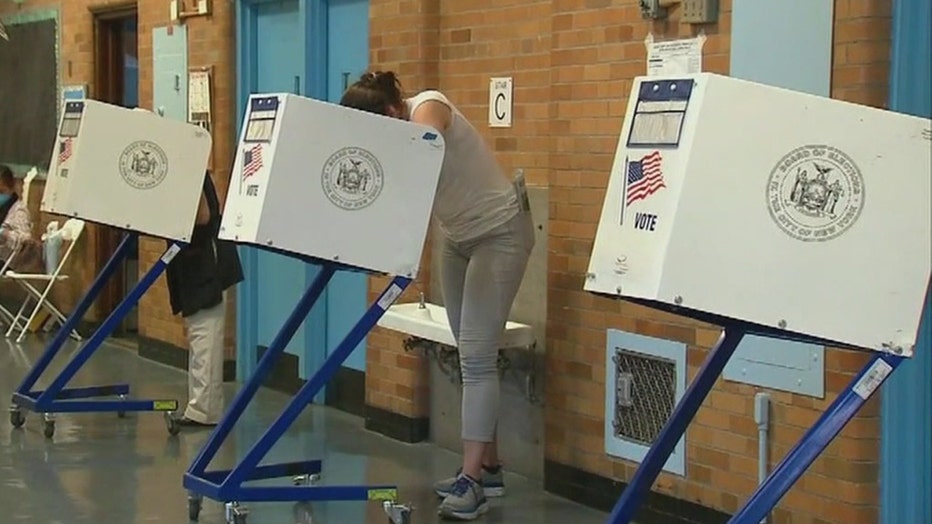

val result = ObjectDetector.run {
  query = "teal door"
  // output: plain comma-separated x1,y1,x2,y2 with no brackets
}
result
235,0,370,395
325,0,370,372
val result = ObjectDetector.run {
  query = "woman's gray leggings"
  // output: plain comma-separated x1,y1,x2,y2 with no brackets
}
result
440,211,536,442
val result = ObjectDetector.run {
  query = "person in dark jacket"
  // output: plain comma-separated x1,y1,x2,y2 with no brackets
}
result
166,171,243,427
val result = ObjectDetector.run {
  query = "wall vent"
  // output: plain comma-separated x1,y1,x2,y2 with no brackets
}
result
605,329,686,476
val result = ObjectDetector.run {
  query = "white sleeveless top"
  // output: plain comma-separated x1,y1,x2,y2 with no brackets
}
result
407,90,519,243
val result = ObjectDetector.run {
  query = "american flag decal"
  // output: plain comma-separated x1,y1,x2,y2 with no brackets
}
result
58,139,73,165
242,144,263,180
626,150,666,206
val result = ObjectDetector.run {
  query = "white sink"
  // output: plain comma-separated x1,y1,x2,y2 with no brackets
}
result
378,302,535,349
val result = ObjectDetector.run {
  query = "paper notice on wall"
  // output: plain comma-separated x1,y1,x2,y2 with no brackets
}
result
188,70,212,119
645,33,706,77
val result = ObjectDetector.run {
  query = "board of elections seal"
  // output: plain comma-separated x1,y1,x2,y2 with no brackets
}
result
321,146,384,211
766,145,865,242
119,140,169,190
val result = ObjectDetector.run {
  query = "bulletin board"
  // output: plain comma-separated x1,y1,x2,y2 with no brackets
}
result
0,18,58,169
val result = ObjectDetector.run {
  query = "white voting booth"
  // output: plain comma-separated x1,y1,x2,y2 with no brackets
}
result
586,72,932,355
183,93,445,524
10,99,213,442
42,100,212,241
591,73,932,524
219,93,445,277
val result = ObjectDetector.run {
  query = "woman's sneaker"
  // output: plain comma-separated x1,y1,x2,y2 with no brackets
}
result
434,465,505,498
438,474,490,521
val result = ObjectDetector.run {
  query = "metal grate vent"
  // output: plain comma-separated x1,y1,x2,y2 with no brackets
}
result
612,348,677,446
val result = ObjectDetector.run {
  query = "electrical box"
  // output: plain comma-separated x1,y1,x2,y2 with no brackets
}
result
41,99,212,242
585,73,932,355
681,0,719,24
220,93,446,277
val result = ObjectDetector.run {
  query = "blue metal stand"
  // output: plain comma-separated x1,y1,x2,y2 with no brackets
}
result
607,325,747,523
605,315,908,524
183,260,413,524
728,352,905,523
9,232,186,439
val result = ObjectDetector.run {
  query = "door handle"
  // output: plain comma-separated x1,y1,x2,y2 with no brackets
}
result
342,72,351,91
294,75,301,95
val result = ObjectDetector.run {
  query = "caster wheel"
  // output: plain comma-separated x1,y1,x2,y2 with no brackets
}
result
292,473,320,486
384,502,413,524
43,420,55,439
166,413,181,436
225,502,249,524
9,410,25,428
188,494,203,521
117,394,127,418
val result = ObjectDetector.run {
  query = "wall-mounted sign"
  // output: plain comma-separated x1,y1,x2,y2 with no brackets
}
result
488,77,513,128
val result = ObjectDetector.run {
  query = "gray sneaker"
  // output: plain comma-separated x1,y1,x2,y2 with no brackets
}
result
434,466,505,498
438,474,490,521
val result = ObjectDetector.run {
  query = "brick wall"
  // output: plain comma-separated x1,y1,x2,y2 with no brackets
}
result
366,0,892,521
1,0,236,356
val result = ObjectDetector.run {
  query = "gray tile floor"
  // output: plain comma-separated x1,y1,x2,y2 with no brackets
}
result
0,336,608,524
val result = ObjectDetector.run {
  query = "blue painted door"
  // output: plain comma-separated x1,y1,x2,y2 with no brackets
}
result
238,0,328,391
325,0,370,372
235,0,371,391
252,0,318,369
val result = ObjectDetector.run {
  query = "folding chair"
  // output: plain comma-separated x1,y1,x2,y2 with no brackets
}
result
0,243,22,326
0,167,37,327
21,167,38,207
5,218,85,343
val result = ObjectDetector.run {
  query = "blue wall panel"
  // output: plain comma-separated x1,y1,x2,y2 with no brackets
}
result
880,0,932,521
152,26,188,122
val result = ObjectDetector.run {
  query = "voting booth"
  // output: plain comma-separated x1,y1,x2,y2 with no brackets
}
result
184,93,444,524
11,99,213,440
219,93,445,277
589,73,932,524
42,100,212,242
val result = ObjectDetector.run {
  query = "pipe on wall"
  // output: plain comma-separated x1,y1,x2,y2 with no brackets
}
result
754,392,771,524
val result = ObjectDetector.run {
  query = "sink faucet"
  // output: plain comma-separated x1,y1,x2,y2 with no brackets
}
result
418,292,426,309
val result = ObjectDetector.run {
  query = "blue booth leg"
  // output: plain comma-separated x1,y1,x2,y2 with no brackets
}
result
9,239,186,439
35,241,184,407
728,353,904,524
607,325,747,524
186,263,337,478
14,232,134,396
183,268,413,523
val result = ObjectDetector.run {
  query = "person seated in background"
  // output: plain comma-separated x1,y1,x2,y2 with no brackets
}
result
0,164,35,269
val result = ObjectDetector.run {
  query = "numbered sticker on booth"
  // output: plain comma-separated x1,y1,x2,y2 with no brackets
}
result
367,488,398,501
377,284,404,310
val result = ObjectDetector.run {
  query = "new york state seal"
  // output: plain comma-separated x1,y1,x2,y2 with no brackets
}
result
766,145,865,242
119,140,169,190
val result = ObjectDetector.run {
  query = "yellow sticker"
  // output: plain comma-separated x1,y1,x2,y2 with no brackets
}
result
367,488,397,501
153,400,178,411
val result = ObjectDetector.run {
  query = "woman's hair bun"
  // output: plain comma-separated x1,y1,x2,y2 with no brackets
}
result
359,71,402,99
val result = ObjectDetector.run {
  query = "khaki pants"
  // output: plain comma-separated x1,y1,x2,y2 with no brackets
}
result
183,294,226,424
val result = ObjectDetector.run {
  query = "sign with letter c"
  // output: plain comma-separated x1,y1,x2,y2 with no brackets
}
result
488,77,513,128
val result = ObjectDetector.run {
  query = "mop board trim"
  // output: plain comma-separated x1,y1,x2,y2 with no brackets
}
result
9,232,184,438
183,256,413,524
